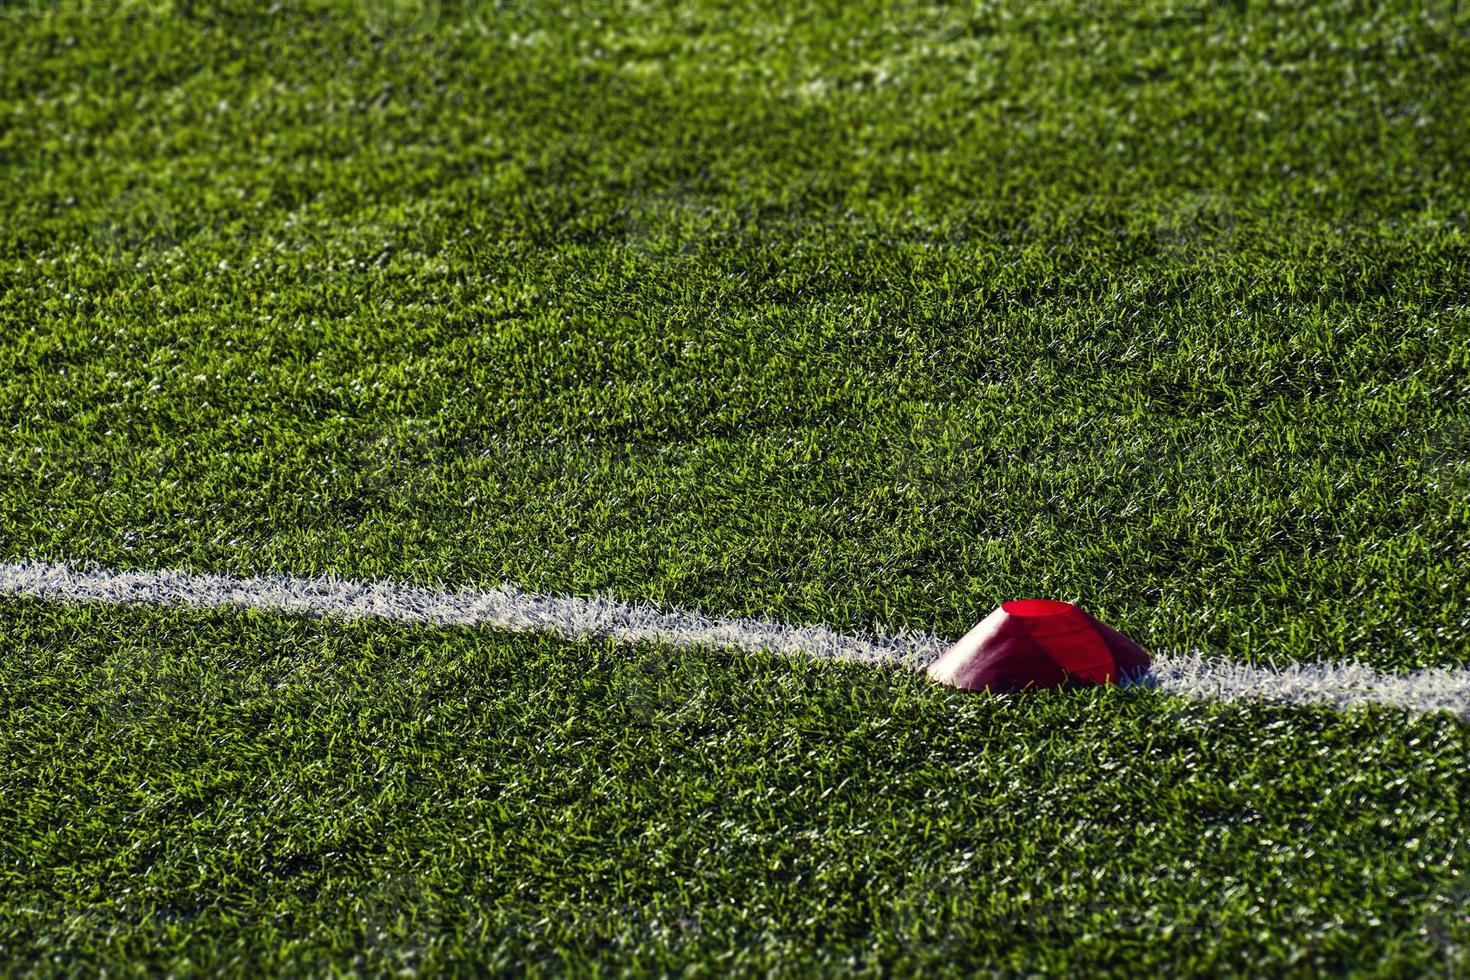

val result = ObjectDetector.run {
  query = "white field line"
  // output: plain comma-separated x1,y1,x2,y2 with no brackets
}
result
1,560,1466,720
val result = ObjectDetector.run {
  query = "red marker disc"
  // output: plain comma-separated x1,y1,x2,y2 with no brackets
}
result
926,599,1150,693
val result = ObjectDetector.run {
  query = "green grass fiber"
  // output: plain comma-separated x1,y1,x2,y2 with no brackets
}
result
1,598,1466,974
1,0,1467,973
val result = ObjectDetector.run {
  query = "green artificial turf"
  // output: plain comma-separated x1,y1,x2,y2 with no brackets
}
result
0,597,1466,975
1,0,1467,667
1,0,1468,973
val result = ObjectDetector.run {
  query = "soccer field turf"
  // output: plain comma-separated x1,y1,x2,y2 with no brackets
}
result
2,0,1468,973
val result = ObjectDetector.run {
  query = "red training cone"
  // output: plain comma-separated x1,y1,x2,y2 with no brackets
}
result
927,598,1150,693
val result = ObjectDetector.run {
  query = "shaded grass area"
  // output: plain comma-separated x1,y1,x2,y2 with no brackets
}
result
0,1,1467,667
0,597,1465,975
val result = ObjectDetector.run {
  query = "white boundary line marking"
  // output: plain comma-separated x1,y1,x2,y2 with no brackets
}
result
0,560,946,667
1,560,1466,720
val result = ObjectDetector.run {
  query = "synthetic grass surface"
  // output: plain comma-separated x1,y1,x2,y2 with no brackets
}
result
1,0,1467,668
1,598,1466,975
1,0,1469,974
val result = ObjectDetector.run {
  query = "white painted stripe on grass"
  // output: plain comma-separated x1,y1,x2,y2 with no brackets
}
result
1138,651,1470,721
0,560,947,669
1,560,1465,720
